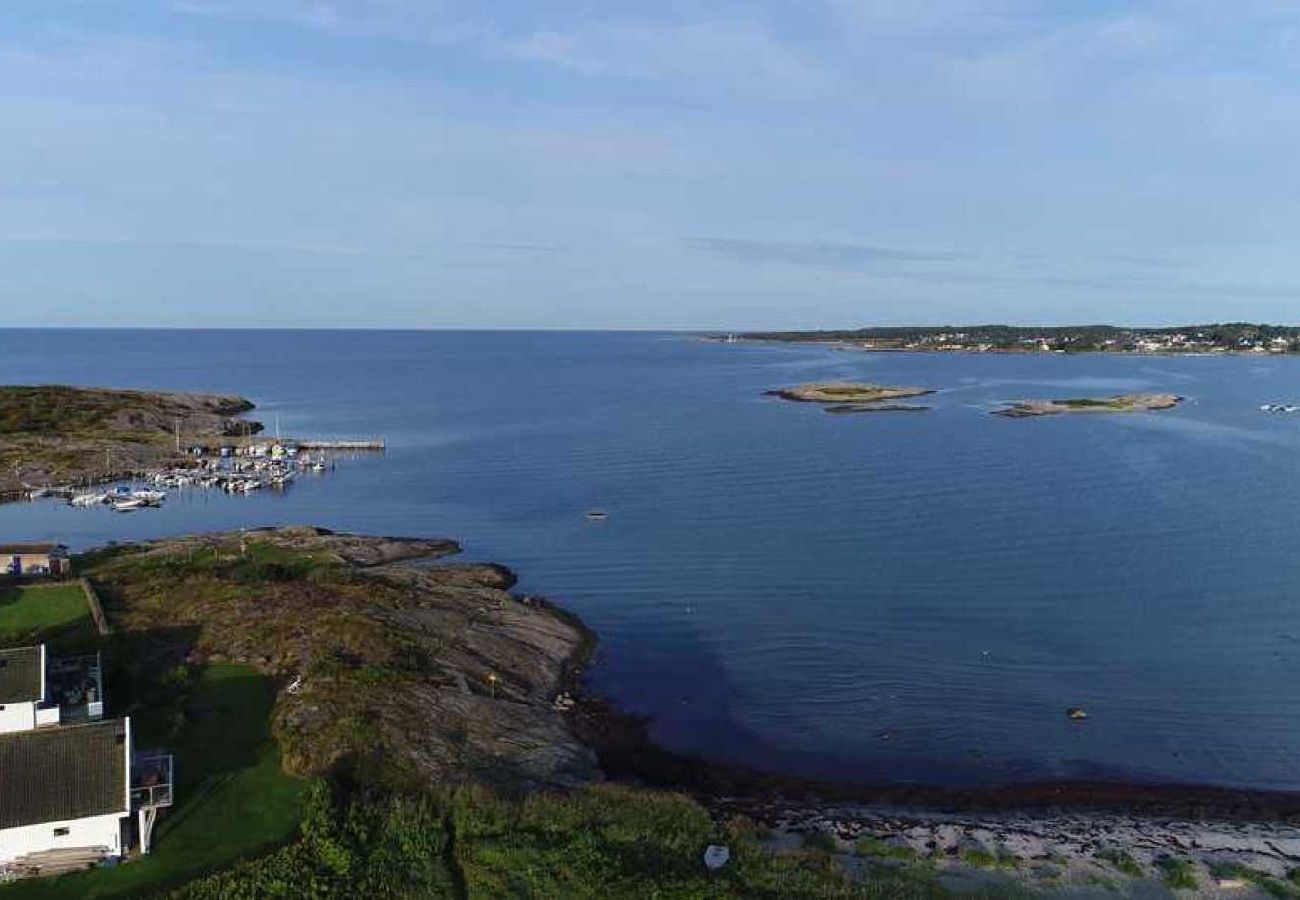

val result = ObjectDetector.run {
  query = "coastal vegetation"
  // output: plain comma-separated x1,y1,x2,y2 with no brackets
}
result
170,782,955,899
1154,855,1198,890
1095,848,1143,877
0,385,259,495
994,393,1182,418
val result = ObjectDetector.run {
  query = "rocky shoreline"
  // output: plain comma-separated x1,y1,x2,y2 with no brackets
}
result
570,682,1300,894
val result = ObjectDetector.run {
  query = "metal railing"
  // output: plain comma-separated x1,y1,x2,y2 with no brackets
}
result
130,751,174,810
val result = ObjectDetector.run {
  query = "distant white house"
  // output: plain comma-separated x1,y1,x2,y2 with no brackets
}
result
0,718,133,872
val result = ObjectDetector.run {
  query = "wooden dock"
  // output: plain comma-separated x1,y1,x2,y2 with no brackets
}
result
296,439,386,450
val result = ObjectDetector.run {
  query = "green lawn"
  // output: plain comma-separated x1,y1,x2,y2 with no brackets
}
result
0,583,93,645
3,664,304,899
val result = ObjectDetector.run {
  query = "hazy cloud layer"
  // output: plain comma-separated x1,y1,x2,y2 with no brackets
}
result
685,238,965,269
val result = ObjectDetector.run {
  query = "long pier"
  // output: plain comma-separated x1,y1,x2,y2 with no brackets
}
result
295,439,386,450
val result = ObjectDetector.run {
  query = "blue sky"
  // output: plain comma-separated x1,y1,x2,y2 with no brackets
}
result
3,1,1300,328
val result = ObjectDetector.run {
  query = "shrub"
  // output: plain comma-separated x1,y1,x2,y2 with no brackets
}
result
1155,856,1198,890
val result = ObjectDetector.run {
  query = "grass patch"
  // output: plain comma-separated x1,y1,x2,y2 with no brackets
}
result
174,782,950,899
1155,856,1198,890
1058,397,1123,409
1209,861,1300,897
3,664,304,900
0,583,94,645
453,783,944,899
1096,847,1144,877
855,836,918,862
960,848,1019,870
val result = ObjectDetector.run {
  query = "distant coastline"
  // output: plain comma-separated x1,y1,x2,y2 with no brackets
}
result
712,323,1300,355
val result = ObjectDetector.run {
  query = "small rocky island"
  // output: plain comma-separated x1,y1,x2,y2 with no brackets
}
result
766,382,934,414
995,393,1183,418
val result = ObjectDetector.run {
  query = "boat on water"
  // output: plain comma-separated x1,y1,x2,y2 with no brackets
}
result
585,510,608,521
70,492,108,507
1260,403,1300,413
112,498,146,512
131,489,167,504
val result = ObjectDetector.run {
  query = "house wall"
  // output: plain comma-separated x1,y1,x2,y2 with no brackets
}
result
0,701,36,734
3,554,52,575
0,812,127,864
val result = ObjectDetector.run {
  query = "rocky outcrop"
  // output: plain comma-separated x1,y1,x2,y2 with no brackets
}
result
0,385,262,492
87,527,597,791
766,383,935,404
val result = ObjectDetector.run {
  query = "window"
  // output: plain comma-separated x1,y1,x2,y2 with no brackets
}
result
53,827,70,837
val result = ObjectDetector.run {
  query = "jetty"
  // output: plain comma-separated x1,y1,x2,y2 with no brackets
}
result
296,439,386,450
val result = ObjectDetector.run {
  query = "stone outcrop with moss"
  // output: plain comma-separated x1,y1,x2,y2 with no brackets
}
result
0,384,260,493
83,526,596,791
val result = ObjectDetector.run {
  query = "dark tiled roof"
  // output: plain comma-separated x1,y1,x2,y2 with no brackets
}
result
0,543,65,556
0,719,128,829
0,646,42,703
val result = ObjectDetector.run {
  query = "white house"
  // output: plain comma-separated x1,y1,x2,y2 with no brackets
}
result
0,645,106,735
0,718,133,872
0,646,59,734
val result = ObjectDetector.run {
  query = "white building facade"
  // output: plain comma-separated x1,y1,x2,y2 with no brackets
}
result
0,717,133,870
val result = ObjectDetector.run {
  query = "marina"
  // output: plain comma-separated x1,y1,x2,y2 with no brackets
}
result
51,441,367,512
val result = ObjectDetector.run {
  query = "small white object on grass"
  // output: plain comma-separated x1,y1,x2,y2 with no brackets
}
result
703,844,730,871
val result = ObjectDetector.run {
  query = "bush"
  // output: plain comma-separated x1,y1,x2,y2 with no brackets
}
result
803,831,840,855
1155,856,1198,890
1096,847,1143,877
173,782,456,899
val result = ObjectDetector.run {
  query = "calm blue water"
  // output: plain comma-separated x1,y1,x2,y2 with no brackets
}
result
4,329,1300,790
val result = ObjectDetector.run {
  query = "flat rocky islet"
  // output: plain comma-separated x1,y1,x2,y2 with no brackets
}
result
995,392,1183,418
0,384,261,494
767,381,934,413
